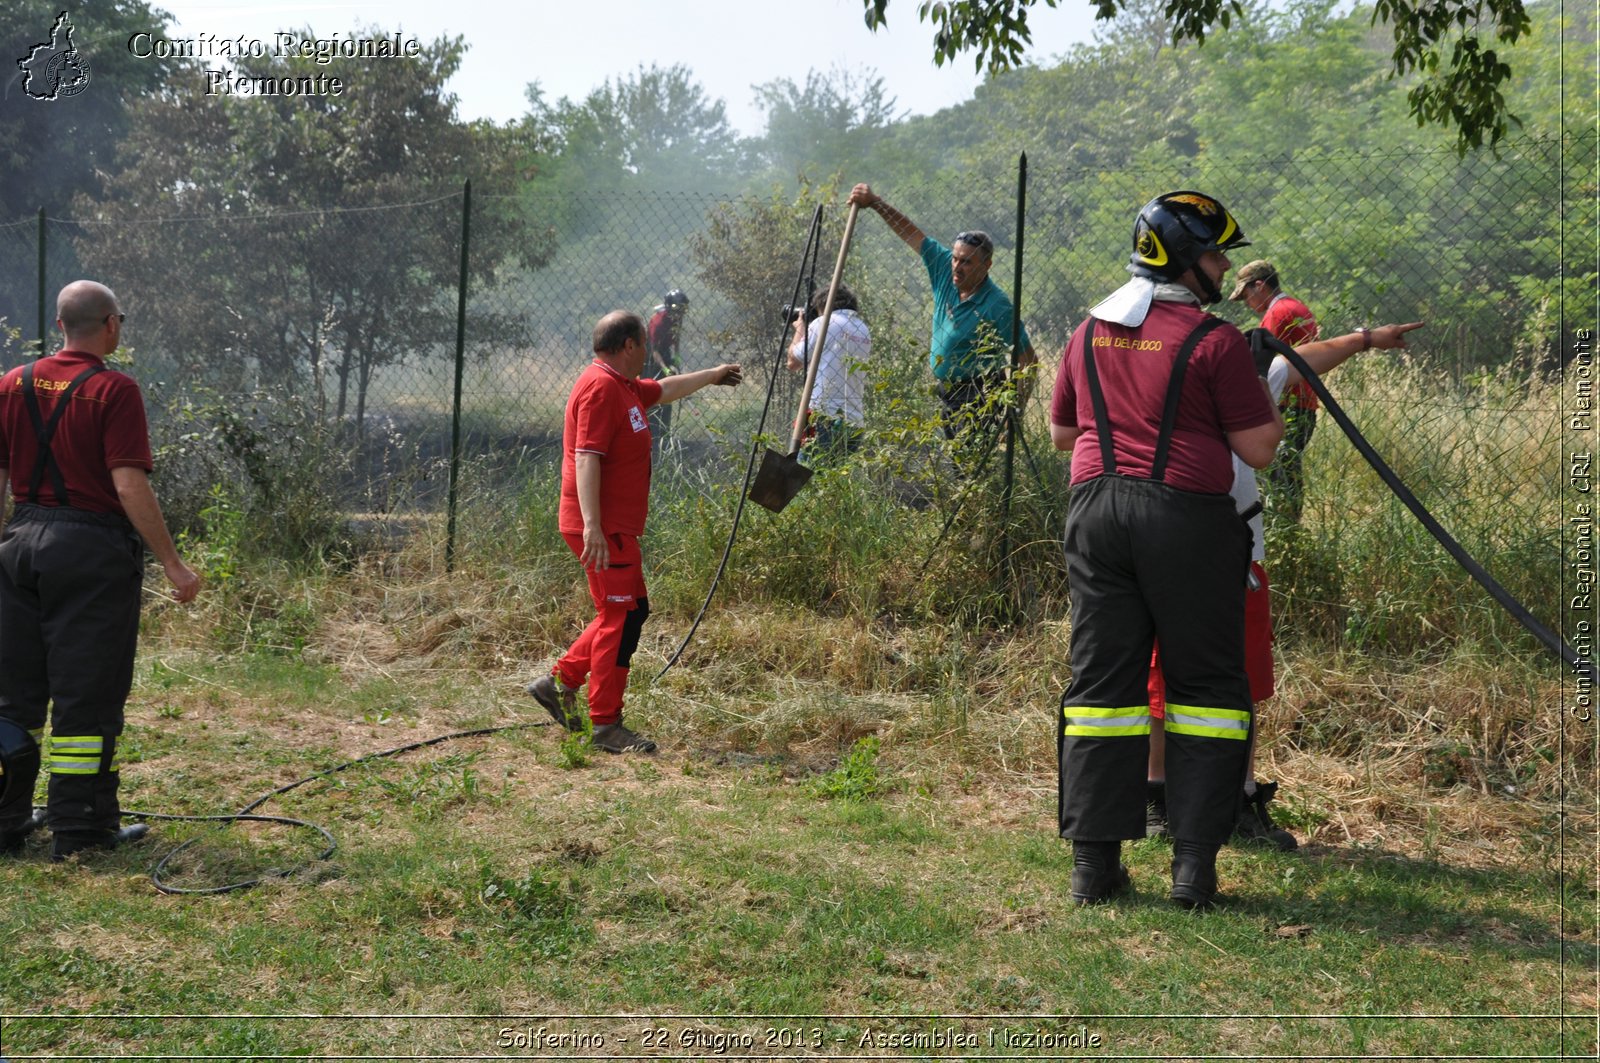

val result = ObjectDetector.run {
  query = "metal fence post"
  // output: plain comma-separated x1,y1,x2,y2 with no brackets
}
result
37,207,46,357
445,180,471,572
1000,152,1027,612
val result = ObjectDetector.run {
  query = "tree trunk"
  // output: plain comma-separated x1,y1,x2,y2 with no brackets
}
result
355,342,373,442
335,345,352,420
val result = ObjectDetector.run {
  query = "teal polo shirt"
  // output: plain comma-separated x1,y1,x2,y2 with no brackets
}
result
920,237,1030,381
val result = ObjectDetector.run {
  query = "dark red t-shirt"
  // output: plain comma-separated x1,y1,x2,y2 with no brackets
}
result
0,349,153,514
1050,301,1277,494
648,310,678,357
558,360,663,536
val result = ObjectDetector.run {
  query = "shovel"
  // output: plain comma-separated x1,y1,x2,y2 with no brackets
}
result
748,202,861,513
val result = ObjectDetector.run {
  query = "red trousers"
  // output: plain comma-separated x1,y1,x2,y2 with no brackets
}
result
556,532,650,724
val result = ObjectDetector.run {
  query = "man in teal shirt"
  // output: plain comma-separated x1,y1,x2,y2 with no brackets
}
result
848,182,1034,446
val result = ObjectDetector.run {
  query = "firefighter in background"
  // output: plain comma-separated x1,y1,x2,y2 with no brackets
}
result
1049,192,1283,908
0,280,201,861
645,289,688,450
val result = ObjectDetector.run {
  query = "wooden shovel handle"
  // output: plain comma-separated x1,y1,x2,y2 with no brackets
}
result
789,203,860,454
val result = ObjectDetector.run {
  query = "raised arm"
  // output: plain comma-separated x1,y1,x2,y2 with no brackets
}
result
786,317,808,372
849,183,925,253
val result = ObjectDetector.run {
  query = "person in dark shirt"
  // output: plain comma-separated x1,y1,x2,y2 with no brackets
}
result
0,280,200,862
1049,193,1283,908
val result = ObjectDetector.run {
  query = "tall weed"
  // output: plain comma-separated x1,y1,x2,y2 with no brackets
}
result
1270,353,1560,659
151,385,354,561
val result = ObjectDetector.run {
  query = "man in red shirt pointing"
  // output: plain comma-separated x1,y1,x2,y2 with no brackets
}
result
0,280,201,861
529,311,741,754
1231,260,1319,523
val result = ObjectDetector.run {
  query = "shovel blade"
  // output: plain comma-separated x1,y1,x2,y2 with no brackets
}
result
748,448,812,513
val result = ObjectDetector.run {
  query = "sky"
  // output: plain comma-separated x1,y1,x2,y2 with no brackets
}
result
145,0,1103,136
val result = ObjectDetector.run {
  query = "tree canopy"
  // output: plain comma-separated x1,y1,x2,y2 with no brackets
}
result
860,0,1533,152
752,67,903,180
1,0,186,335
526,64,744,194
75,30,543,431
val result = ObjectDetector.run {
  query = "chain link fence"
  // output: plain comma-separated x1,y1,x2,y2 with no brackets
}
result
0,132,1591,654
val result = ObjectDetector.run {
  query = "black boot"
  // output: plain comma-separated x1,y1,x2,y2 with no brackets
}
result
51,823,149,862
1232,780,1298,851
1170,839,1221,909
1070,840,1131,905
0,808,46,855
1145,780,1169,838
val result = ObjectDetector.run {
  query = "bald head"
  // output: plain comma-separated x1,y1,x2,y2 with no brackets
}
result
593,310,645,354
56,280,121,348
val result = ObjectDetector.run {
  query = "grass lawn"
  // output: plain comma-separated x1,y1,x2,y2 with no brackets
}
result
1,624,1593,1060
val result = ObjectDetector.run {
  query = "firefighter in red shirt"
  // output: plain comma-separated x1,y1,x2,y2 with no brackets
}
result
528,311,740,754
1050,193,1283,908
644,289,688,449
0,280,200,861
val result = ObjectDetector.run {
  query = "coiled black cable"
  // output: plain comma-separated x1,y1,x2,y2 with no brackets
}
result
126,723,541,895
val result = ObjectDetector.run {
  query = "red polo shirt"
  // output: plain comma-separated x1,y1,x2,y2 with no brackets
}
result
0,349,153,514
558,360,663,536
1262,294,1319,409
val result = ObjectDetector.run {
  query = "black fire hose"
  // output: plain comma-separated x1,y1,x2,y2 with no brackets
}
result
1268,333,1594,684
127,722,540,895
654,204,828,681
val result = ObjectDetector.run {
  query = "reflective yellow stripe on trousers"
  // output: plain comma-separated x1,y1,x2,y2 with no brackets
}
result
1061,705,1152,738
1163,704,1251,740
49,735,107,775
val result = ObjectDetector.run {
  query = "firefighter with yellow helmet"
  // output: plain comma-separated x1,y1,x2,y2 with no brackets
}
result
1048,192,1284,907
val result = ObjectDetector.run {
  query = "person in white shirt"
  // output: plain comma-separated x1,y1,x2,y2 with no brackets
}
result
787,283,871,463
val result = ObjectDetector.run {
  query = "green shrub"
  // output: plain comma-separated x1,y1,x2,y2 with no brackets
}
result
809,736,887,801
150,385,359,562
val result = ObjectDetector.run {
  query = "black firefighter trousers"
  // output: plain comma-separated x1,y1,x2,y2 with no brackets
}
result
0,506,143,837
1057,475,1253,845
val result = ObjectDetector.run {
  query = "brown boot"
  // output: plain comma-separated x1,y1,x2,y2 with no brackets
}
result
591,722,657,754
527,674,582,732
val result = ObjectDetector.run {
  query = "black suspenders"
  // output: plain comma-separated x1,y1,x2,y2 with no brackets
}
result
1079,317,1224,484
20,361,105,507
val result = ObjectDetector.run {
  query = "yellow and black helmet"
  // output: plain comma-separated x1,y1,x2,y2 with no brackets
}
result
1128,190,1250,290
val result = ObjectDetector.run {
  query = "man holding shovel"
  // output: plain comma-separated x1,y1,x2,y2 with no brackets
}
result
529,311,741,754
847,182,1034,455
